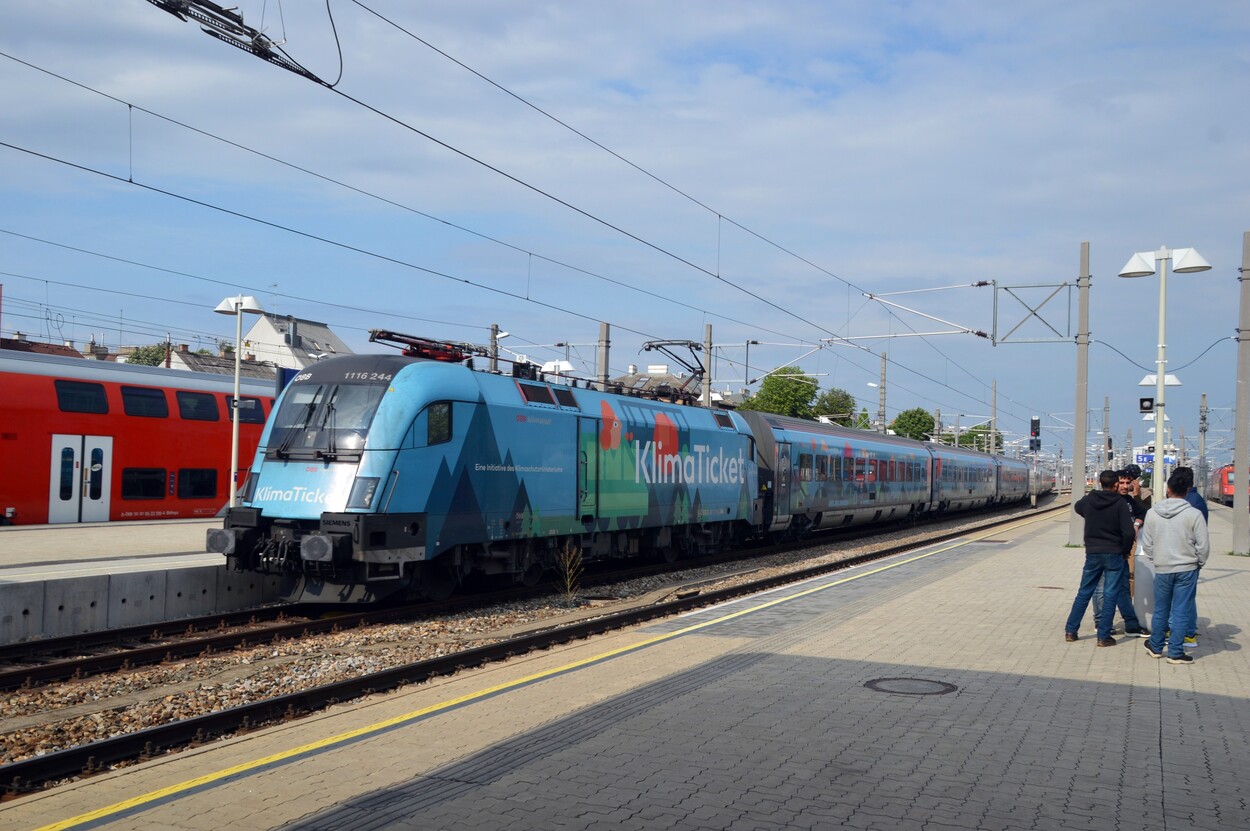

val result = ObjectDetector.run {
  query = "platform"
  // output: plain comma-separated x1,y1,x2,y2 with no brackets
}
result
0,520,279,643
3,505,1248,831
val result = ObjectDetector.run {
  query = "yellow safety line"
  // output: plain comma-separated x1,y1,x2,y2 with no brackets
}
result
33,510,1057,831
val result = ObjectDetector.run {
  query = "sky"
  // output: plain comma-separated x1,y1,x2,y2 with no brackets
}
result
2,1,1248,473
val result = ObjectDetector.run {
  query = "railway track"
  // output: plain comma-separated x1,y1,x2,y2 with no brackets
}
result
1,500,1063,798
0,502,1029,692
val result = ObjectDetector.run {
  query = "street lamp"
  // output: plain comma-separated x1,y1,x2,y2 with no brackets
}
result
214,294,265,507
1119,246,1211,486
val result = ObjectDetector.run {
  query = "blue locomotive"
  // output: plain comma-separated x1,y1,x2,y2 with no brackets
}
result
207,332,1039,602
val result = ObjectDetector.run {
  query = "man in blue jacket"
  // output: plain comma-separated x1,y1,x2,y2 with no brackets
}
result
1066,469,1136,646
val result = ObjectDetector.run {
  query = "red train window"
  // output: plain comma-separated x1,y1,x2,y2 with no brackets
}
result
122,386,169,418
54,380,108,414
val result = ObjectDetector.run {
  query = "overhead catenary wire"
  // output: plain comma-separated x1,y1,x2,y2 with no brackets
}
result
5,29,1068,433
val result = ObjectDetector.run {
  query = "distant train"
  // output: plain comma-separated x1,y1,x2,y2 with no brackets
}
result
207,332,1049,603
1209,463,1235,506
0,350,274,525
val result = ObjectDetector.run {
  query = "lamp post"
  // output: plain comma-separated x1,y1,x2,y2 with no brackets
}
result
214,294,265,508
1119,246,1211,487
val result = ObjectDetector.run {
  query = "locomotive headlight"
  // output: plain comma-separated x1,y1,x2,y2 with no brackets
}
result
347,476,380,509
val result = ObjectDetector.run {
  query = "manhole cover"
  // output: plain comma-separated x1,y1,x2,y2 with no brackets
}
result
864,677,958,696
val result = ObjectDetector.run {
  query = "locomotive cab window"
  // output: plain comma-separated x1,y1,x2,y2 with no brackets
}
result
54,380,108,414
122,386,169,418
268,382,386,461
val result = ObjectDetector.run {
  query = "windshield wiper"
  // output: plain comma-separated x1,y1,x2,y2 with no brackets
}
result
273,397,318,459
317,400,339,461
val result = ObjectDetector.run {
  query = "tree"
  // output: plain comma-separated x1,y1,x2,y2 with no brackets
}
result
125,342,170,366
812,388,856,426
890,408,935,441
961,423,1004,452
737,366,818,418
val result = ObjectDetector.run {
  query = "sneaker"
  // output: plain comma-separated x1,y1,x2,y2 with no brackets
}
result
1124,627,1151,638
1143,642,1163,659
1097,637,1117,647
1183,635,1197,648
1065,632,1078,643
1167,653,1194,665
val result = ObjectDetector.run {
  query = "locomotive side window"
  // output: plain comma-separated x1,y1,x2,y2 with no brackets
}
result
54,380,108,414
553,388,579,408
518,383,556,405
122,468,166,500
176,391,220,421
121,386,170,418
178,468,218,499
428,401,452,445
713,412,734,429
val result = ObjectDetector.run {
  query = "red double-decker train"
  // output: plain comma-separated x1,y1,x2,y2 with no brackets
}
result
1209,463,1236,506
0,349,274,525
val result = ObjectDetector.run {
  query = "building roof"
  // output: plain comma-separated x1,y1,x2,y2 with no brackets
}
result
0,336,84,358
171,350,279,380
244,314,354,369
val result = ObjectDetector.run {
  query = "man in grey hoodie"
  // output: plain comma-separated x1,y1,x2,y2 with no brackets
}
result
1140,468,1210,664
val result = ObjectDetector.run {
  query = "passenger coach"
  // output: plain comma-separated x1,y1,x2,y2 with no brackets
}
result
0,350,274,525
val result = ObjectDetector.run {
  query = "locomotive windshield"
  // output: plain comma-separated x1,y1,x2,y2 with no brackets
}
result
267,381,386,462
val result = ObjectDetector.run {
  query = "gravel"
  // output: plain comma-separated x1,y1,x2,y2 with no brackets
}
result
0,502,1052,767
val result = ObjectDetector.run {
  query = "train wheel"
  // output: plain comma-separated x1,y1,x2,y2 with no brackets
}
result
418,562,457,601
519,560,544,587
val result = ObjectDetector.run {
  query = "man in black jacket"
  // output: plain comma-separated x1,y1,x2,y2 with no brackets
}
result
1065,469,1136,646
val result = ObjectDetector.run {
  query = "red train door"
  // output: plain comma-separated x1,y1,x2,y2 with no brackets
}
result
48,434,113,523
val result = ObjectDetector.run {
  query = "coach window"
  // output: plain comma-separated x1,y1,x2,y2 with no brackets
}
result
58,448,74,501
226,396,266,424
176,391,220,421
122,468,166,500
54,380,108,414
88,448,104,500
816,456,829,481
798,453,813,482
122,386,169,418
178,469,218,499
428,401,452,445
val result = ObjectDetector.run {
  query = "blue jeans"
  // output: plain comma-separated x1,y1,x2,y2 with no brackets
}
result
1148,570,1198,658
1066,553,1126,640
1091,568,1142,631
